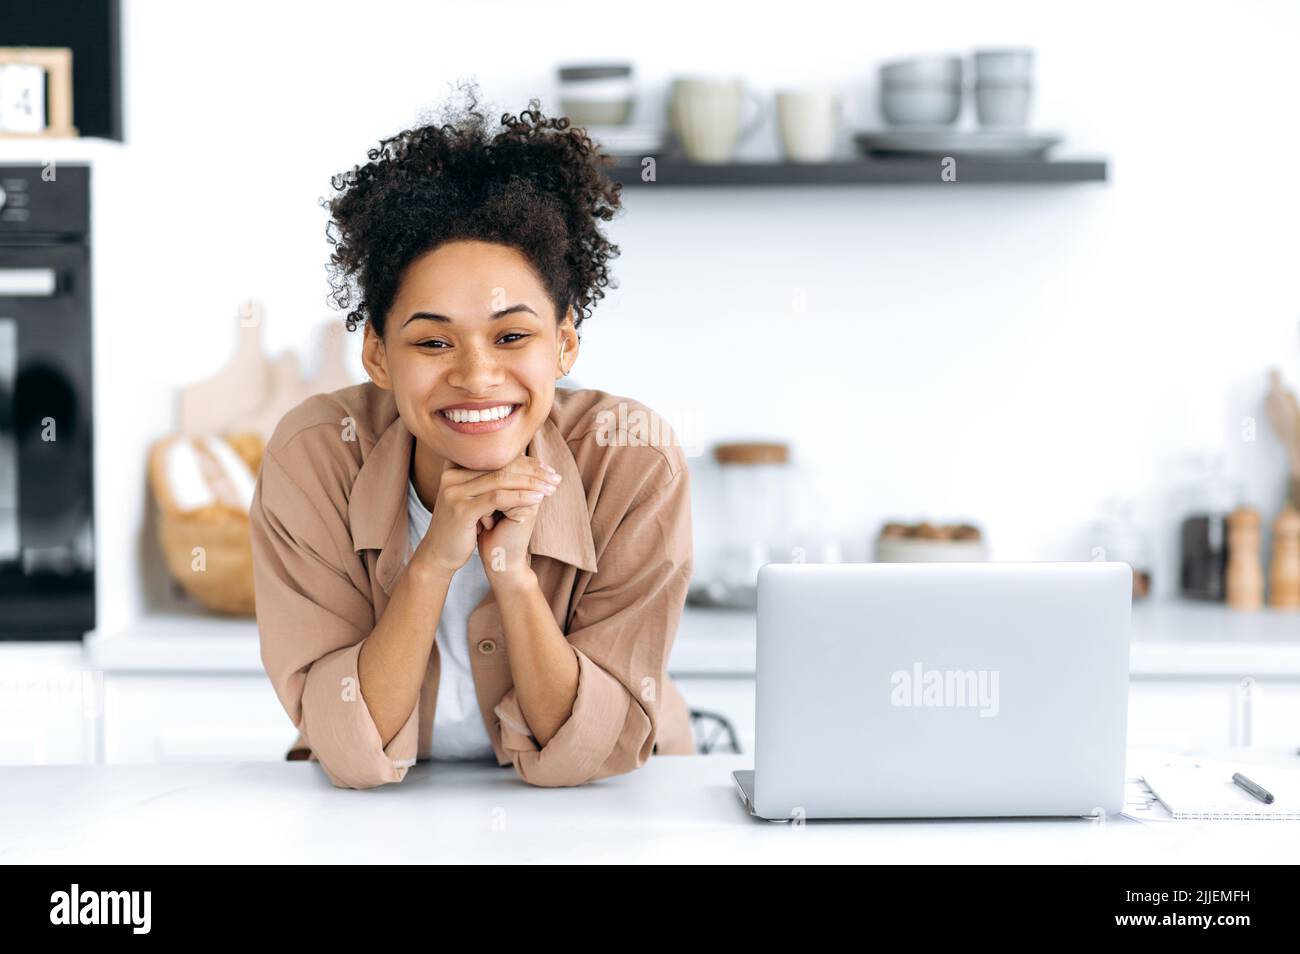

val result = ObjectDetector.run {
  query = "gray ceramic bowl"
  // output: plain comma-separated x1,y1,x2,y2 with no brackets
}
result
880,84,962,125
880,55,963,86
973,48,1034,83
974,82,1032,127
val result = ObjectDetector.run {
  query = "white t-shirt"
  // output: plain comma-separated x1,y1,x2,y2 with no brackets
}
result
405,478,497,761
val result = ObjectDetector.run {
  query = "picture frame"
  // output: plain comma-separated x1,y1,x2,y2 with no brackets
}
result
0,47,77,138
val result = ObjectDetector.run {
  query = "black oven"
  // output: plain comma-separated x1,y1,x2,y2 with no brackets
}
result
0,164,95,640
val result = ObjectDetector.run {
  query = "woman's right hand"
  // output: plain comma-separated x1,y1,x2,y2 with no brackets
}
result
414,455,560,576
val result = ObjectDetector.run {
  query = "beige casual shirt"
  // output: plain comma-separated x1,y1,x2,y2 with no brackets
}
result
248,380,696,790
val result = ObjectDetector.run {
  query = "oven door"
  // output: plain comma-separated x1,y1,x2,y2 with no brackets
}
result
0,242,95,639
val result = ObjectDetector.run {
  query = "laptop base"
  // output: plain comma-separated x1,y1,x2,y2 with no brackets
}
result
732,769,793,822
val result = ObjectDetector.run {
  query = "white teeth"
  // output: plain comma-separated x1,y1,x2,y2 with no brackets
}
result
442,404,516,424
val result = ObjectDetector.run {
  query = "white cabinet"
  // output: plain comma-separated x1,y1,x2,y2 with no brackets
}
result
102,674,297,764
5,597,1300,767
674,676,1300,759
0,667,99,765
1127,678,1300,752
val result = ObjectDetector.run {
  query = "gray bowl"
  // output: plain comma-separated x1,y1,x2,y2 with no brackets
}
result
974,82,1032,128
880,84,962,126
973,48,1034,83
880,55,963,86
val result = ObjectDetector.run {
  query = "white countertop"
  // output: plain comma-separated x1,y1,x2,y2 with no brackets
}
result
53,598,1300,679
3,748,1297,863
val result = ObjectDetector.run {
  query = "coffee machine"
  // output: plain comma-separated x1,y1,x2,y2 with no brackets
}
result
0,163,95,640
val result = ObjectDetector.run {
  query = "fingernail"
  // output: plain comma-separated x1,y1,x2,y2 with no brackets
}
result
526,491,544,501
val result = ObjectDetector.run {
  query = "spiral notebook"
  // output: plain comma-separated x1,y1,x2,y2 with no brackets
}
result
1142,757,1300,821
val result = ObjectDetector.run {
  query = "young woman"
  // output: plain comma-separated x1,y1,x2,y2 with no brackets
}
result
248,91,696,790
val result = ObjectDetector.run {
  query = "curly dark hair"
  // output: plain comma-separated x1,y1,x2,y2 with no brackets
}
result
323,82,623,337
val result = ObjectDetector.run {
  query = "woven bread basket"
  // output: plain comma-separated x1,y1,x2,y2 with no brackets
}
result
148,432,264,617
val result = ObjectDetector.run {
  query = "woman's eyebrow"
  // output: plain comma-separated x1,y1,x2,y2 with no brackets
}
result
403,303,538,328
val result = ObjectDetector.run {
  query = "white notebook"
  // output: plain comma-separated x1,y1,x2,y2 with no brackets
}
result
1142,757,1300,821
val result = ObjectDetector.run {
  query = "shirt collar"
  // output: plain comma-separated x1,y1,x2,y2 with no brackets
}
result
349,401,598,592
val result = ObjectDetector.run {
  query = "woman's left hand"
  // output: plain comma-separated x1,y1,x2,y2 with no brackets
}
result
476,454,557,584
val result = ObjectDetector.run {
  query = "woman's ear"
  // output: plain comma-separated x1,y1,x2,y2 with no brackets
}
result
556,308,580,380
361,321,393,390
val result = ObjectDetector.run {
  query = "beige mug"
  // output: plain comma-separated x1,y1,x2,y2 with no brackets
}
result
776,89,842,163
669,76,765,163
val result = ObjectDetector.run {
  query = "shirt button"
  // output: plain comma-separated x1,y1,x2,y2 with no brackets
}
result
477,639,498,655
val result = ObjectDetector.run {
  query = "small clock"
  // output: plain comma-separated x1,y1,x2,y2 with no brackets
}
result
0,48,77,138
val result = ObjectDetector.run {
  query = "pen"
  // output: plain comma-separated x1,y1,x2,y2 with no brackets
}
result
1232,772,1275,805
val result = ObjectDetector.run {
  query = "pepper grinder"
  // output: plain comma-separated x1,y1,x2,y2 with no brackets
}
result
1226,506,1263,609
1269,504,1300,609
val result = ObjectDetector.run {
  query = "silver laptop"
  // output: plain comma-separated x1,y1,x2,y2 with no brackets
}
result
733,561,1131,820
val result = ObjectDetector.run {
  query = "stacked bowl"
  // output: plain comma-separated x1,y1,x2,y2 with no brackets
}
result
973,48,1034,128
879,55,963,126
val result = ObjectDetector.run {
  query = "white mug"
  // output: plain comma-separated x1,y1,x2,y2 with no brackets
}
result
670,77,764,163
776,89,841,163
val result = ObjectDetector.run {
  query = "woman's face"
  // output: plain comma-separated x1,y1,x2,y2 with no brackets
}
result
362,239,580,472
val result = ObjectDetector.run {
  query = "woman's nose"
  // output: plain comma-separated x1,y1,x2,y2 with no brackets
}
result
448,342,502,390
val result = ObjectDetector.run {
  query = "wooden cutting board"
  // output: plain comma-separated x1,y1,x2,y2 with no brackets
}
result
179,299,360,443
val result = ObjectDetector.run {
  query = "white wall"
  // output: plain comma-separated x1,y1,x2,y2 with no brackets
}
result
24,0,1300,628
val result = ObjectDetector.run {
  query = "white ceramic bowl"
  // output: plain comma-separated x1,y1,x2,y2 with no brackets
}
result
880,56,963,85
880,84,962,126
559,64,635,127
973,48,1034,83
975,82,1032,128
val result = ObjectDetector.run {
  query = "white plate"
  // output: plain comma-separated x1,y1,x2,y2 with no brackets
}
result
582,124,665,156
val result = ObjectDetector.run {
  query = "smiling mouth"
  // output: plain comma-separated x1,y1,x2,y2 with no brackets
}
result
437,403,521,434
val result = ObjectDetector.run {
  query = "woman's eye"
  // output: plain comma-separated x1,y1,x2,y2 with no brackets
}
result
416,334,528,349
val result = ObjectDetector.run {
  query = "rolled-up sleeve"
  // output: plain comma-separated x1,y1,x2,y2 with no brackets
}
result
249,449,418,790
493,451,693,787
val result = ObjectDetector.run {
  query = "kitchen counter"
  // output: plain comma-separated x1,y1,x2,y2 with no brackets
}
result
65,599,1300,678
3,749,1297,863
